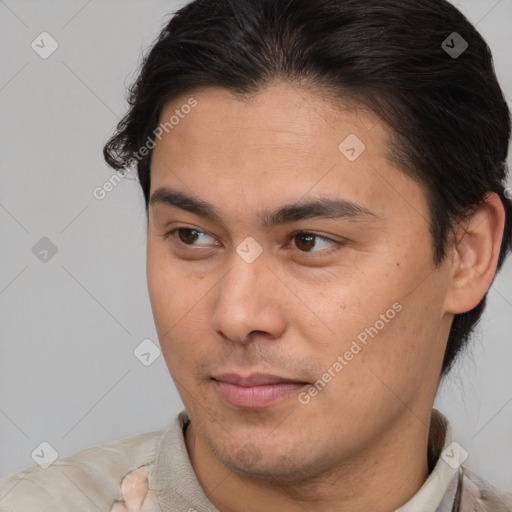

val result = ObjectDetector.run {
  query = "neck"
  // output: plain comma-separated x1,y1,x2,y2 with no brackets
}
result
184,410,432,512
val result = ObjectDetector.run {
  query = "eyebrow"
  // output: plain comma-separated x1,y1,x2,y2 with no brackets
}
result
149,186,380,226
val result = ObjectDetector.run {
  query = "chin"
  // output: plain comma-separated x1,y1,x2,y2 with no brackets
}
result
211,436,325,482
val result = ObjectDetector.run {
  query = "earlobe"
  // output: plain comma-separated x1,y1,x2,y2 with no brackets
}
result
444,192,506,315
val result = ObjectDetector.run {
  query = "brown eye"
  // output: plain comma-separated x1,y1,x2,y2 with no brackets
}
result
291,232,337,253
177,228,201,244
294,233,316,252
163,227,216,247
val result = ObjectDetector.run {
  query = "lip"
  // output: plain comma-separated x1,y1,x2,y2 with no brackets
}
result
213,372,308,386
212,373,309,408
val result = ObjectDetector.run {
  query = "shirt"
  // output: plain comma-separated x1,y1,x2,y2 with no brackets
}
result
1,409,510,511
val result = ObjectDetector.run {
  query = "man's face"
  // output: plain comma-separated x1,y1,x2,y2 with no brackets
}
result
147,84,454,478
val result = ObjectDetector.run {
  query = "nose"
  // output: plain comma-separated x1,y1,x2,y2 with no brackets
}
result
210,248,288,345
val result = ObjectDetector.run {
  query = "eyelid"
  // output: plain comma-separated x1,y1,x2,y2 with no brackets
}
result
162,227,217,246
163,226,342,255
287,231,340,254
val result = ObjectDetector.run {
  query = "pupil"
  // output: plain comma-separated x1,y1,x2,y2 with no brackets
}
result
297,234,314,251
180,229,198,244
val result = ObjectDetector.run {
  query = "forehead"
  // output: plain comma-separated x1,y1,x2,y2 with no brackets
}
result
156,83,387,148
149,84,428,228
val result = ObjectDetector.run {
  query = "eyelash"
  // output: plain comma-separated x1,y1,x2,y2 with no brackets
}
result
162,227,341,255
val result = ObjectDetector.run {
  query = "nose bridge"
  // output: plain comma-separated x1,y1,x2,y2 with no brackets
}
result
218,248,267,314
211,246,286,343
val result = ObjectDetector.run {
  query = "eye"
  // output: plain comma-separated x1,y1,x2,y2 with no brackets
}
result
163,227,217,247
289,232,338,254
163,227,340,255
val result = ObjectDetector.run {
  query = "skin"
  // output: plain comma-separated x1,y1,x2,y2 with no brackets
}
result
146,82,505,512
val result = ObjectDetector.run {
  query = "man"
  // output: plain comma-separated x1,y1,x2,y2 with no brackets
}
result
1,0,511,510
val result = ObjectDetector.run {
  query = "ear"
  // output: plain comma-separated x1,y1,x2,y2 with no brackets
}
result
443,192,506,315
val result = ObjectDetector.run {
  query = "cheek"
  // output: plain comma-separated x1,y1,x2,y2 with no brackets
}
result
147,267,175,327
313,271,399,340
328,275,446,409
147,244,197,324
314,254,438,371
146,252,212,364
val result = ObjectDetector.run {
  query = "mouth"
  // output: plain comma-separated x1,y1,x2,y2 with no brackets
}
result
212,373,310,409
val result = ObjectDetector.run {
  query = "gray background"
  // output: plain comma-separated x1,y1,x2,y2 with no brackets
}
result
1,0,511,493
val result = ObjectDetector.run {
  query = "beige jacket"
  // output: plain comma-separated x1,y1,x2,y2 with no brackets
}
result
1,409,511,511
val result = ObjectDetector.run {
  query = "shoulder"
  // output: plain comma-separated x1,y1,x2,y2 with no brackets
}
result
464,468,512,512
0,430,164,512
